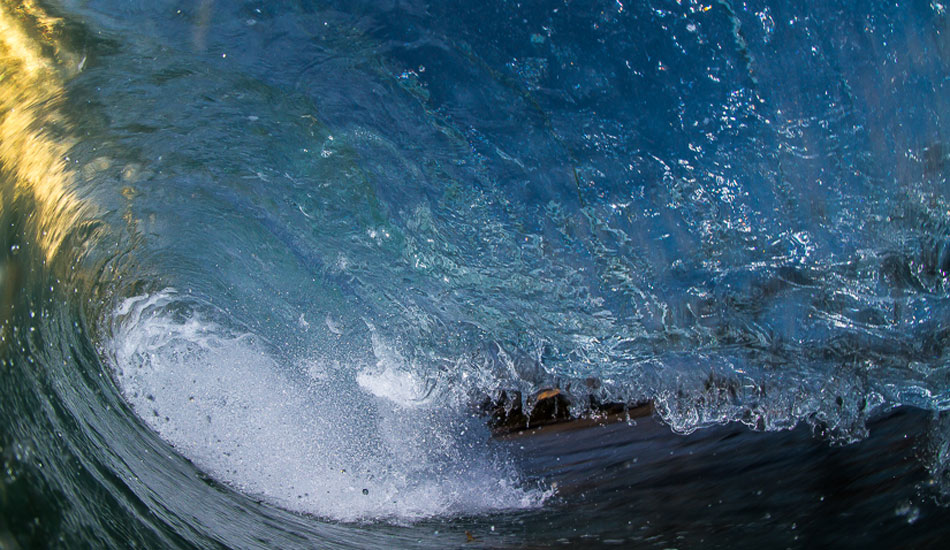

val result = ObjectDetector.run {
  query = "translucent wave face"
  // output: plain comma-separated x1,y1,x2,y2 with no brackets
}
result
107,289,547,522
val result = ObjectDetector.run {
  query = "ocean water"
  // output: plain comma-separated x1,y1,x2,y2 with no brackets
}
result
1,0,949,547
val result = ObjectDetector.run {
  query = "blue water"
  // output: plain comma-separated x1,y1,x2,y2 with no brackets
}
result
1,0,949,547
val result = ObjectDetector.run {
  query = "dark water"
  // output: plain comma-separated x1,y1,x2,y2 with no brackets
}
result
1,0,949,547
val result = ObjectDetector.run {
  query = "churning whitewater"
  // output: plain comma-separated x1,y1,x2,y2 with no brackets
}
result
108,289,548,521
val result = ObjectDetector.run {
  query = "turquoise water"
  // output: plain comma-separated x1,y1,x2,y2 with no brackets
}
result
2,0,949,547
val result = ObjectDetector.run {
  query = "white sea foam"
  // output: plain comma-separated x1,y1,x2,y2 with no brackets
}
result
107,289,546,522
356,335,434,408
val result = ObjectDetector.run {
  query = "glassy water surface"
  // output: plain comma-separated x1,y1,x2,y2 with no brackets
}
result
1,0,948,548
